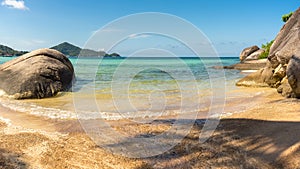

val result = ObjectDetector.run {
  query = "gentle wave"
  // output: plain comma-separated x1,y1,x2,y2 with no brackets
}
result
0,88,269,121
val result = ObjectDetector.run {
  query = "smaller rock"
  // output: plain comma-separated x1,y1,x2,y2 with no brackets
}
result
236,69,269,87
286,54,300,98
245,49,265,60
223,59,267,70
272,64,286,87
277,77,295,98
240,46,260,62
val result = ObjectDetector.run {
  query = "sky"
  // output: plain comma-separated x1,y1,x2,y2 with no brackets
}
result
0,0,299,56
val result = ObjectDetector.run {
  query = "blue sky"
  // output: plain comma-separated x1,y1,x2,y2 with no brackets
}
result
0,0,299,56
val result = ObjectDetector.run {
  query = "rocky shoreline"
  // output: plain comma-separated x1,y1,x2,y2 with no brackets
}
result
223,59,267,70
226,7,300,98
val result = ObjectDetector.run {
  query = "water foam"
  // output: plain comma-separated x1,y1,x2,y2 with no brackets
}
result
0,96,201,120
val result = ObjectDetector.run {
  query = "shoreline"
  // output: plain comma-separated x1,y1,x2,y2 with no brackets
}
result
0,87,299,168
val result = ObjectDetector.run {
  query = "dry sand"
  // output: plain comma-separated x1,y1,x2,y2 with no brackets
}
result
0,89,299,169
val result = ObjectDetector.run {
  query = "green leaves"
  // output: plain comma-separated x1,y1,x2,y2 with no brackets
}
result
259,40,274,59
282,12,293,23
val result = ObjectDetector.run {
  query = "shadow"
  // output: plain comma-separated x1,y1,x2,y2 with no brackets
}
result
0,148,28,169
103,118,300,169
217,119,300,163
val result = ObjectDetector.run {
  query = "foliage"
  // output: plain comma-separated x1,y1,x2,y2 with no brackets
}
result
259,40,274,59
282,12,293,23
0,45,28,56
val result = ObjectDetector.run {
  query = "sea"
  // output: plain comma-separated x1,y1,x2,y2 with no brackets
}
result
0,57,267,121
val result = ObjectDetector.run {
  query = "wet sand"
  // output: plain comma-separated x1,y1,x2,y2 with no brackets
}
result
0,88,299,168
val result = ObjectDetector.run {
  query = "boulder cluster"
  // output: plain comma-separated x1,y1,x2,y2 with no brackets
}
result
237,7,300,98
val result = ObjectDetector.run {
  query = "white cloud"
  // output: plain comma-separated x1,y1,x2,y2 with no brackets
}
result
101,28,123,32
32,39,46,44
91,28,123,34
1,0,29,10
128,34,151,39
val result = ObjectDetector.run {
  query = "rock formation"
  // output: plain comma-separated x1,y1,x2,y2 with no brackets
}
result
286,54,300,97
237,7,300,98
224,59,267,70
223,46,266,70
245,49,265,60
0,49,75,99
239,45,260,62
236,69,269,87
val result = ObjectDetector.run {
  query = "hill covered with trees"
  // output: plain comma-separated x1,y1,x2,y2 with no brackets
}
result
0,45,28,56
50,42,120,57
0,42,121,57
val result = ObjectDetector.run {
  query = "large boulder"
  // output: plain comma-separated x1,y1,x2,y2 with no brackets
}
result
277,77,294,98
0,49,75,99
240,45,259,61
262,7,300,87
269,9,300,67
237,7,300,97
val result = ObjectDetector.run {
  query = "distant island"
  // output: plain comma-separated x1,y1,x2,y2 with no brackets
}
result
0,45,28,57
51,42,121,57
0,42,121,58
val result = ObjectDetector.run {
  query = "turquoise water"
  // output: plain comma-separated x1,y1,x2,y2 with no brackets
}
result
0,57,17,64
0,56,249,120
71,57,241,92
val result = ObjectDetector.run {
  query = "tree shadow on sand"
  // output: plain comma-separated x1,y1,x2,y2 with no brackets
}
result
102,119,300,169
0,148,28,169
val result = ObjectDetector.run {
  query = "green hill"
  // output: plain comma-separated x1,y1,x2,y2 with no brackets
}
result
50,42,81,56
0,45,28,56
0,42,120,57
51,42,120,57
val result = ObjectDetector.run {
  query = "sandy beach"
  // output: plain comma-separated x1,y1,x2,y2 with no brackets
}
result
0,87,299,169
1,0,299,168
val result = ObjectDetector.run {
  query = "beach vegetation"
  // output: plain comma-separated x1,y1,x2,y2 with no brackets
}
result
282,12,293,23
259,40,274,59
